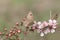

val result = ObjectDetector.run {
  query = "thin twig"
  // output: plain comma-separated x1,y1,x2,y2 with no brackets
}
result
50,10,52,19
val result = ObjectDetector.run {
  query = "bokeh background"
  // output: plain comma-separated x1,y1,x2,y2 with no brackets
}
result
0,0,60,40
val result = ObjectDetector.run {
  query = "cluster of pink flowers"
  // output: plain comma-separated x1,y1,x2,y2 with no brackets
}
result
31,19,58,37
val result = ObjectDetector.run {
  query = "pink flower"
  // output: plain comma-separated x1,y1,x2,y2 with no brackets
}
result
31,19,58,37
48,19,57,26
38,24,43,29
53,20,57,24
32,26,35,30
38,21,48,29
43,21,48,27
48,19,57,29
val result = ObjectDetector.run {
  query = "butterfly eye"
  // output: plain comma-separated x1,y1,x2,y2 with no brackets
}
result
30,14,32,16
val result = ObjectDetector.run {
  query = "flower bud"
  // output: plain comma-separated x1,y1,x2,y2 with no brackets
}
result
17,29,21,33
16,22,19,26
0,32,2,35
9,33,12,37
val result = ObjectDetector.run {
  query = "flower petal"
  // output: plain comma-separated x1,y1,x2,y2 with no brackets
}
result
40,32,44,37
44,30,48,34
43,21,48,27
37,22,41,25
52,26,56,29
51,29,55,33
49,19,53,23
53,20,57,24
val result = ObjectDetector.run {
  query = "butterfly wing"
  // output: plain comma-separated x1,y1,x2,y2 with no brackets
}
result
21,11,34,27
27,11,34,21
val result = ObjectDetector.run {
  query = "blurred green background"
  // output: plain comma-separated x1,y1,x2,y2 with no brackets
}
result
0,0,60,40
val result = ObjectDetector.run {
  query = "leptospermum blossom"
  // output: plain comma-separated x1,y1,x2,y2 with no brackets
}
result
31,19,58,37
31,21,40,30
49,19,57,25
38,21,48,29
31,21,48,37
38,21,48,37
48,19,57,28
48,19,57,33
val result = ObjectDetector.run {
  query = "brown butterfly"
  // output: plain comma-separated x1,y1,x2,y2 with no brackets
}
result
21,11,35,27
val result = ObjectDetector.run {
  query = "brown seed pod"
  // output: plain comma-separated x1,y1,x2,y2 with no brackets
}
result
52,13,59,20
6,33,9,38
12,31,16,35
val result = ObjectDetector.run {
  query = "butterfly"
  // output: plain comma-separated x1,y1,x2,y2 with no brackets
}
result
21,11,35,27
